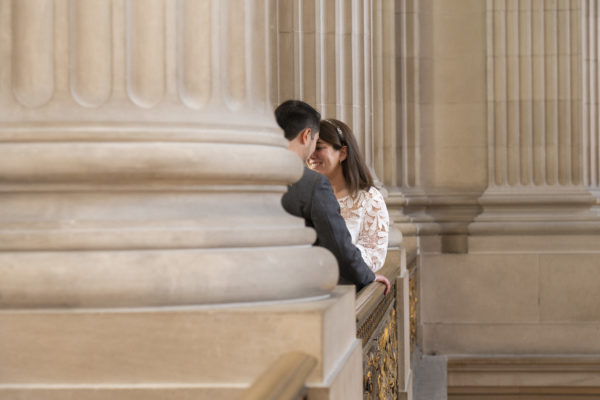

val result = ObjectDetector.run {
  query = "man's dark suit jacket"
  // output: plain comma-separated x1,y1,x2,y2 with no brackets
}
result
282,167,376,289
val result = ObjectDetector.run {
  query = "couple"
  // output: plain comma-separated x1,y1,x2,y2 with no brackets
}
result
276,100,391,295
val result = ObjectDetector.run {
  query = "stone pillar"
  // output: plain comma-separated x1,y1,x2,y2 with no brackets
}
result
396,0,421,191
0,0,337,308
275,0,375,157
419,0,600,362
274,3,412,398
275,0,399,184
275,0,405,240
583,0,600,203
390,0,422,254
0,1,362,399
470,0,600,246
396,0,487,254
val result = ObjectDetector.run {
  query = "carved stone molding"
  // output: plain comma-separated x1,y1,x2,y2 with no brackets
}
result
448,356,600,397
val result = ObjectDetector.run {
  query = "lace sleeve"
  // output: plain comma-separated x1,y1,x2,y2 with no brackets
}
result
355,187,389,272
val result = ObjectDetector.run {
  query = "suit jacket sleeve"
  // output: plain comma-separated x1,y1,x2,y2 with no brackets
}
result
310,174,376,289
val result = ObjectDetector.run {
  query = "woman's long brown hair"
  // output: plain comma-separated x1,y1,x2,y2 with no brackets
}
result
319,119,374,197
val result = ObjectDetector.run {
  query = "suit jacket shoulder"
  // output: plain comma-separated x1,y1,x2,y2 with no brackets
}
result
281,167,323,224
281,167,375,289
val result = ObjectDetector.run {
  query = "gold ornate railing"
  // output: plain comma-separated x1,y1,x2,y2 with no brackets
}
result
408,258,418,358
356,253,402,400
356,246,418,399
239,352,317,400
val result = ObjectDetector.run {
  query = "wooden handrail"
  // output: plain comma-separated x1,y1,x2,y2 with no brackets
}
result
239,352,317,400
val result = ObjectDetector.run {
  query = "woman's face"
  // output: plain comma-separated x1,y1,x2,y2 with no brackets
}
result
308,139,343,178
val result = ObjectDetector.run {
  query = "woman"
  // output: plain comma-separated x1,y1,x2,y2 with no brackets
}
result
308,118,389,272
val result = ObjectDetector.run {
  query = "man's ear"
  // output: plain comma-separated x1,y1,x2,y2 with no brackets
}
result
299,128,311,144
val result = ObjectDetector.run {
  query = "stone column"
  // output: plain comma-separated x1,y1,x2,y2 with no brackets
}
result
275,0,398,183
0,1,365,399
275,0,374,156
389,0,600,379
396,0,421,191
395,0,487,254
470,0,600,245
275,0,404,241
583,0,600,203
0,0,338,308
389,0,422,254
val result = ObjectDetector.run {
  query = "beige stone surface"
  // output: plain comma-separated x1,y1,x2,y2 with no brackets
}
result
420,236,443,254
448,392,600,400
420,251,600,355
430,146,488,189
397,271,412,391
420,254,539,324
0,246,338,308
433,103,486,148
0,0,409,398
0,387,241,400
307,339,363,400
469,234,600,253
539,254,600,322
0,287,359,397
432,55,485,105
422,322,600,355
433,13,486,58
1,0,598,397
470,0,600,241
0,0,344,309
448,356,600,388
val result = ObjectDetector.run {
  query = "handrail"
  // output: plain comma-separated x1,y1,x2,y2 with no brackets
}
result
239,352,317,400
356,260,399,325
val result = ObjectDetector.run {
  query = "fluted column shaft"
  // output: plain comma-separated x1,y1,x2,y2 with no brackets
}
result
471,0,600,235
487,0,582,187
396,0,420,190
274,0,407,246
583,0,600,194
274,0,397,185
0,0,338,308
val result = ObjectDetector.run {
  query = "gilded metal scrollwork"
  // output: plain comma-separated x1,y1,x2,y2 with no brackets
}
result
409,271,418,354
363,307,398,400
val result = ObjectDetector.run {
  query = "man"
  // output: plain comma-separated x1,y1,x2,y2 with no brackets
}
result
275,100,390,294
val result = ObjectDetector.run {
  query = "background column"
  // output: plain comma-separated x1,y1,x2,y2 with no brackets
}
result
583,0,600,205
469,0,600,244
274,0,406,244
418,0,600,364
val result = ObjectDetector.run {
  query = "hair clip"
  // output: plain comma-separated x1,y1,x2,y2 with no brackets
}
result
334,124,344,143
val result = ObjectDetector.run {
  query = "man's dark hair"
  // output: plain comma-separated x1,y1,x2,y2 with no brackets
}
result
274,100,321,141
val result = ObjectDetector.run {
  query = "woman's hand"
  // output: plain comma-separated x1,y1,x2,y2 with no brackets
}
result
374,274,391,295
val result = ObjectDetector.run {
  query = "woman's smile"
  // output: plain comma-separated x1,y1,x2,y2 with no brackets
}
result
308,140,340,178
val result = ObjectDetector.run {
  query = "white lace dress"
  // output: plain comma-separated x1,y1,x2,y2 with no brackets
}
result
337,186,389,272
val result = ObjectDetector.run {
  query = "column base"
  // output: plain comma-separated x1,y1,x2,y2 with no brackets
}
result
448,356,600,398
0,246,338,308
468,234,600,253
0,286,363,400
